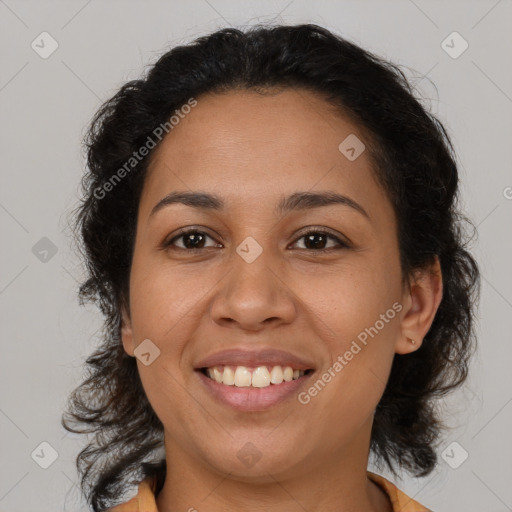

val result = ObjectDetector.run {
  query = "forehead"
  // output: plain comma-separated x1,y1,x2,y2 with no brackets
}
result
140,88,389,221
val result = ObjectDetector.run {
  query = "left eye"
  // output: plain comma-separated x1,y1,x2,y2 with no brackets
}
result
291,230,348,251
166,230,220,250
164,229,348,252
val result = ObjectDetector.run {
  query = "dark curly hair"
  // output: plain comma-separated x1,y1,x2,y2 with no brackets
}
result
62,23,480,511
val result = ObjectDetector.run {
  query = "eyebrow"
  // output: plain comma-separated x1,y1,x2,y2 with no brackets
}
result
149,190,370,220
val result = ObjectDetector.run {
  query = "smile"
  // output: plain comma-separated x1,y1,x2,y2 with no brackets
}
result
201,365,312,388
195,366,314,411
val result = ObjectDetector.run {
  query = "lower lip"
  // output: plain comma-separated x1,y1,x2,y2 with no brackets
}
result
195,370,313,411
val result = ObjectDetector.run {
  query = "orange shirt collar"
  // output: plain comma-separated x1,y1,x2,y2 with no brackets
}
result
107,470,431,511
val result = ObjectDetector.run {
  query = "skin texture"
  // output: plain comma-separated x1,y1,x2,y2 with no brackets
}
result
121,89,443,512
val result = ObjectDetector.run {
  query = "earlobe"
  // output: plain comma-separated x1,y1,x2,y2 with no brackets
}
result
395,256,443,355
120,306,135,357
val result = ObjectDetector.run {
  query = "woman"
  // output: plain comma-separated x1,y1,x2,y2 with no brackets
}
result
62,24,480,512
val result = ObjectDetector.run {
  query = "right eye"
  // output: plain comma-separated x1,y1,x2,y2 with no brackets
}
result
163,229,222,252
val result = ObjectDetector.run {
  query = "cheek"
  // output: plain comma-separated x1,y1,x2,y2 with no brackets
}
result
136,357,204,455
128,255,210,342
299,320,397,442
128,257,201,426
299,259,400,412
315,356,391,434
300,260,401,345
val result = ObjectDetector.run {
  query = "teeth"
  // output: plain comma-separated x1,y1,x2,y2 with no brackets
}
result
204,365,306,388
251,366,271,388
222,366,235,386
270,365,284,384
234,366,252,387
283,366,294,382
213,367,223,383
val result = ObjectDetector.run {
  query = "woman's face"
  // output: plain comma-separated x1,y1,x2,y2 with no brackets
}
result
121,88,440,481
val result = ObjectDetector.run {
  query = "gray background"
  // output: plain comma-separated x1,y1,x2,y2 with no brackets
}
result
1,1,511,511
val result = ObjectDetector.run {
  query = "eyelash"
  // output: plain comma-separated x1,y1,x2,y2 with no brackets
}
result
163,227,350,253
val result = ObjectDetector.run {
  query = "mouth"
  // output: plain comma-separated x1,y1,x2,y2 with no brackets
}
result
194,365,315,412
197,365,314,388
193,348,316,411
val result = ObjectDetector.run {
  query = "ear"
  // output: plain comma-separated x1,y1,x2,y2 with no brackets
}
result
120,304,135,357
395,256,443,355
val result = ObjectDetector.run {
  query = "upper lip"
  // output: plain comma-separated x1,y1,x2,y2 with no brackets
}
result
194,348,315,371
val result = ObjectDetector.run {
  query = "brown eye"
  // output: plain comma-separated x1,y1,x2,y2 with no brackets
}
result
165,230,220,251
163,227,349,253
291,229,349,251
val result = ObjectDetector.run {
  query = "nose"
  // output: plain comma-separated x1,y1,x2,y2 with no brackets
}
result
210,248,297,332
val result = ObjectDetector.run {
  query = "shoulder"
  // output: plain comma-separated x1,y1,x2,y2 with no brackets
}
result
107,472,431,512
367,471,433,512
105,476,158,512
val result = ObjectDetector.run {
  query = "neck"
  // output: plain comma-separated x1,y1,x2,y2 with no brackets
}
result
155,419,392,512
